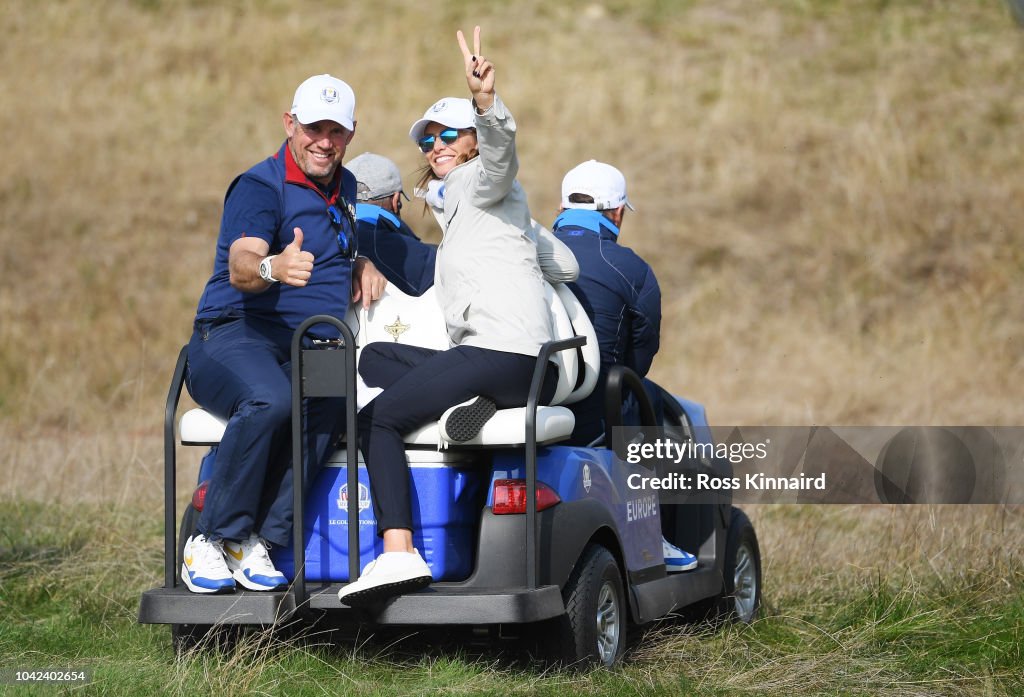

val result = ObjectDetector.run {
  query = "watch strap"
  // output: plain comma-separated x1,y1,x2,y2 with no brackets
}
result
259,255,279,283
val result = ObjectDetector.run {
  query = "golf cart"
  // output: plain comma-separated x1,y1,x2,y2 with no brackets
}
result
138,282,762,666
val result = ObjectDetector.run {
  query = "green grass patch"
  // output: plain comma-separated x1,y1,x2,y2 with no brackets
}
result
0,501,1022,695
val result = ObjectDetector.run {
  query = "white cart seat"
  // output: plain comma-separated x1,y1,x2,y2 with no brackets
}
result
180,282,600,449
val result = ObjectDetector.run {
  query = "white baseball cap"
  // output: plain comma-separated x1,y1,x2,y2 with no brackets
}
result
561,160,636,212
408,97,476,143
291,74,356,130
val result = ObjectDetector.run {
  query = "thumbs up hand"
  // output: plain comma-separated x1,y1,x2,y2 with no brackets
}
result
276,227,315,286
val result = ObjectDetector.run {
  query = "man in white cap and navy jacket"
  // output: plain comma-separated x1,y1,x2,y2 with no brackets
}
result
181,74,386,594
552,160,697,573
552,160,659,445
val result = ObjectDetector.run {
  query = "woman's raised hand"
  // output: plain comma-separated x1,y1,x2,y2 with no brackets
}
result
457,26,494,111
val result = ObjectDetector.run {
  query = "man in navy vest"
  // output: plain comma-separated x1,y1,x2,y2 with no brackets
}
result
182,74,386,593
552,160,696,572
347,152,437,296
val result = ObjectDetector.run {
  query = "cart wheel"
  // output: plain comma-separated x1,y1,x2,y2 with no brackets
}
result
680,507,762,625
172,622,243,656
719,507,761,623
171,504,214,656
176,502,199,573
543,544,626,667
172,622,213,655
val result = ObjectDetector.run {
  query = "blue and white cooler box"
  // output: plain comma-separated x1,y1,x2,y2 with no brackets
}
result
271,449,485,582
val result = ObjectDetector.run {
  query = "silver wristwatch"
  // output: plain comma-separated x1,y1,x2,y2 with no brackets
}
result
258,255,279,283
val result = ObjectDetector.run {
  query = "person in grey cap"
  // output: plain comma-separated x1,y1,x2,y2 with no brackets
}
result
347,152,437,296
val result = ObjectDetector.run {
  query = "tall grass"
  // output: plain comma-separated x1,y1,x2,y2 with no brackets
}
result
1,0,1022,443
1,1,1023,694
1,501,1020,695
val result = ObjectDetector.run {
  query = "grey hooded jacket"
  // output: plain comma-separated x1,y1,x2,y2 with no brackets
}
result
426,94,579,357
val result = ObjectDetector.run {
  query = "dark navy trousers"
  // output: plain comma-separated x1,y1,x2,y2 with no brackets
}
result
186,313,344,547
357,343,557,534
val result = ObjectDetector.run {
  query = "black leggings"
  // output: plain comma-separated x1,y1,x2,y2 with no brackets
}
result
357,342,557,534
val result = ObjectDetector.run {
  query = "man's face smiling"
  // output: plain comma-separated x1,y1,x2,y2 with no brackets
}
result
284,113,355,185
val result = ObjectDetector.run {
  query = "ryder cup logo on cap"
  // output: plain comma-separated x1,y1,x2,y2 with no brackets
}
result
408,97,476,143
291,74,355,130
561,160,636,212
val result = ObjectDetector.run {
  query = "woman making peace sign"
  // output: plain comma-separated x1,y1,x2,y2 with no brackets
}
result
338,26,578,606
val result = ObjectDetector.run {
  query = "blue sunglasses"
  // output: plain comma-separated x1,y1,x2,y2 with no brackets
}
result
417,128,461,153
326,203,356,259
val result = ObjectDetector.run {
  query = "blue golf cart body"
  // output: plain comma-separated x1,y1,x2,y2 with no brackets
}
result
139,284,761,666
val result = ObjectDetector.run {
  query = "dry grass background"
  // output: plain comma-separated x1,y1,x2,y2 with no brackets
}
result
2,0,1022,446
1,2,1023,692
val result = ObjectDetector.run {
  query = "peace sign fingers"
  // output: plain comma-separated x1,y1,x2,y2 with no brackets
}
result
456,25,494,108
456,26,480,66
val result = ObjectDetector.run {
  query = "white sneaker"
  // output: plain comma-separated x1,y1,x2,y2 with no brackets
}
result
181,534,235,593
337,549,433,606
439,396,497,443
663,537,698,572
223,534,288,591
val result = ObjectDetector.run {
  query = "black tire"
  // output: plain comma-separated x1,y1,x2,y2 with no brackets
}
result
680,507,762,625
172,622,212,656
175,502,200,573
172,503,214,656
718,507,761,623
172,622,241,656
542,545,627,668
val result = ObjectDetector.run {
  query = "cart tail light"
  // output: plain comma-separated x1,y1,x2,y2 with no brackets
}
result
192,480,209,512
492,479,561,515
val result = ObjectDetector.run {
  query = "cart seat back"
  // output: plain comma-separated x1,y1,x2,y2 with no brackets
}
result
178,283,600,448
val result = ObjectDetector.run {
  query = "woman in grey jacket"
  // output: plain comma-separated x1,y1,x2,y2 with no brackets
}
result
338,26,579,606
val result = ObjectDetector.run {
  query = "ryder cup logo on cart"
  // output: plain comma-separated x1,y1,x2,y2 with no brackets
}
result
321,87,339,104
583,464,592,493
385,316,410,341
337,482,371,513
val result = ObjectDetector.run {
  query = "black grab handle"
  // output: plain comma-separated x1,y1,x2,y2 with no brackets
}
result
290,316,358,608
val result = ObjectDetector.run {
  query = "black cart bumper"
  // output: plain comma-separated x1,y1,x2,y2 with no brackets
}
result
139,583,564,626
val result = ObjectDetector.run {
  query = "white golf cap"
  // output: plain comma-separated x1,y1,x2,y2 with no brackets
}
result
561,160,636,212
291,74,356,130
408,97,476,143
